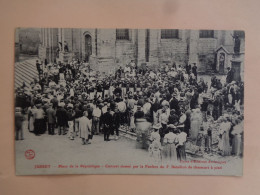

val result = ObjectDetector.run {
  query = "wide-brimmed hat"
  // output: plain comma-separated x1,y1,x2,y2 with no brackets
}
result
167,124,176,129
59,102,65,107
68,103,73,108
36,94,41,98
153,123,162,129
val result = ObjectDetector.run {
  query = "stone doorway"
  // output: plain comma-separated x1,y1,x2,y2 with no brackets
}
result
232,61,241,82
84,34,92,62
219,53,225,74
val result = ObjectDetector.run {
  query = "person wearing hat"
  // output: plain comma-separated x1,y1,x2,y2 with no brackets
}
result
67,104,75,140
116,98,126,125
169,93,180,115
102,107,113,141
163,125,178,162
36,60,42,75
150,124,161,143
143,97,152,122
79,111,92,145
103,80,110,98
190,108,202,141
176,128,187,161
191,63,197,80
226,67,234,84
46,103,56,135
15,107,25,140
158,106,170,139
112,107,121,140
134,105,144,123
178,108,187,131
27,103,37,132
218,116,232,156
120,79,126,98
92,103,102,135
148,139,162,164
56,102,68,135
34,103,45,135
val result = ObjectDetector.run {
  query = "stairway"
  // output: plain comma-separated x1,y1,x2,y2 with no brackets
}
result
15,59,39,89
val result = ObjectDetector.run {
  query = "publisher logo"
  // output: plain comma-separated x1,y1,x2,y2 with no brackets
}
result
25,149,35,160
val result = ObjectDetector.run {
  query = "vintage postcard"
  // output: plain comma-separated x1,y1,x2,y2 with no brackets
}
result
14,28,244,175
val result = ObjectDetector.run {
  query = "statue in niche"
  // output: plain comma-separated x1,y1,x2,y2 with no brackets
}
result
231,34,241,54
219,53,225,74
64,41,69,52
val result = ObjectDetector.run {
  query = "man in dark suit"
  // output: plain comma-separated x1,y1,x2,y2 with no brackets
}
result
56,103,68,135
36,60,41,75
46,103,56,135
192,63,197,80
102,107,113,141
226,67,234,84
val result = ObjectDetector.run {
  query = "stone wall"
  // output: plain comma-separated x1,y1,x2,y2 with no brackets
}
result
19,28,41,55
43,28,245,76
38,45,47,63
148,30,159,67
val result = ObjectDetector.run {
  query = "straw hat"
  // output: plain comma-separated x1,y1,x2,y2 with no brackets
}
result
68,103,73,108
167,124,176,129
59,102,65,107
153,123,162,129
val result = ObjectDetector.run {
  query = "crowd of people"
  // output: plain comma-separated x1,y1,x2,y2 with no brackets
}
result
15,58,244,163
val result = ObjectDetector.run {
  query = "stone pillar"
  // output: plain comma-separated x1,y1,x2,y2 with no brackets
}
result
137,29,146,67
188,30,199,65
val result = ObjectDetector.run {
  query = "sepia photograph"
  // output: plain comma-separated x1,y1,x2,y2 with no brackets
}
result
14,28,244,175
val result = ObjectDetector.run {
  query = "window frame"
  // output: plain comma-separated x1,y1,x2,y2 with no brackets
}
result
199,30,214,38
161,29,179,39
116,29,130,40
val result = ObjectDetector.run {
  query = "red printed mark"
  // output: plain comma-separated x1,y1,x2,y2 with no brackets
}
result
25,149,35,160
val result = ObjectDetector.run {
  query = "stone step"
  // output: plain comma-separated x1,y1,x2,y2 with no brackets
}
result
15,63,36,77
15,60,39,88
19,60,38,72
18,61,38,75
14,72,32,89
15,65,36,82
15,75,24,88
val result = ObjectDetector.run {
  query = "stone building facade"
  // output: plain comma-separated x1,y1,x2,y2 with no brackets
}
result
38,28,244,79
38,28,58,64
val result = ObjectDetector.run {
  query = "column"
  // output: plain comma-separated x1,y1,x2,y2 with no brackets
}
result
137,29,146,66
188,30,199,64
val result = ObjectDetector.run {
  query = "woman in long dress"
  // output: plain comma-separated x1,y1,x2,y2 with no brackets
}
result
79,111,92,145
231,119,243,156
176,129,187,161
218,116,232,156
190,109,202,141
28,104,37,132
163,127,178,162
